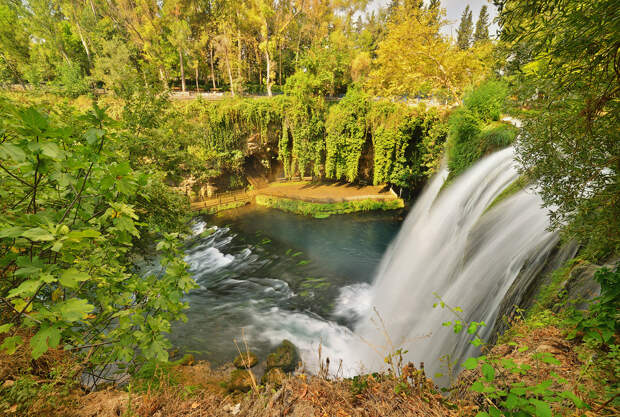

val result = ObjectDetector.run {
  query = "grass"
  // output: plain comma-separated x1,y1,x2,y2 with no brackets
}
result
484,174,529,214
255,195,404,218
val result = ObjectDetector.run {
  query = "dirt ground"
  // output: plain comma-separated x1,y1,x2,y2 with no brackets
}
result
257,181,396,203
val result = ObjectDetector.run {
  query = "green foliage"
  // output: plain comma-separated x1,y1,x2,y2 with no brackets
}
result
434,296,589,417
369,101,446,188
255,195,404,218
565,266,620,348
54,62,91,98
498,0,620,259
325,86,370,182
281,72,327,178
446,80,514,181
0,99,196,382
463,81,509,123
456,5,474,50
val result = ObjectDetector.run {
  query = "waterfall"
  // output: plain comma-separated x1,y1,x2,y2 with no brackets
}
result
348,147,563,382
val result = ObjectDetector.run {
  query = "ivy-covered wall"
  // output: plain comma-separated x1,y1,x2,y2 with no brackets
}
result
172,90,447,192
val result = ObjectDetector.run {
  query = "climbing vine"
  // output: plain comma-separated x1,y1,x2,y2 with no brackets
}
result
368,101,446,188
325,86,370,182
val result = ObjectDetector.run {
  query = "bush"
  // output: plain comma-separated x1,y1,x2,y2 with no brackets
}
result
255,195,404,218
446,80,515,181
478,122,518,150
446,108,482,178
463,79,509,123
55,62,90,98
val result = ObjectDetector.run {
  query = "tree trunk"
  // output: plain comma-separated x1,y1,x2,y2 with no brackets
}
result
264,48,272,97
75,22,91,66
224,48,235,97
159,67,168,90
237,29,242,80
209,46,216,90
195,65,199,92
179,48,186,92
279,40,283,86
255,46,262,86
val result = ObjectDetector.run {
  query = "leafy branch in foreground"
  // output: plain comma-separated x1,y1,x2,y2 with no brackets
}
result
0,99,196,385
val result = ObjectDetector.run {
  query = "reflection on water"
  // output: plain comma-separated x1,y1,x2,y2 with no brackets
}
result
169,205,402,368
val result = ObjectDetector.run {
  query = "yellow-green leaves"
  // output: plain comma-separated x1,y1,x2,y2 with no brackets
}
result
30,325,61,359
59,269,90,289
55,298,94,322
21,227,55,242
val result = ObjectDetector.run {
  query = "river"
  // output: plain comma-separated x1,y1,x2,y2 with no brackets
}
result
169,205,403,369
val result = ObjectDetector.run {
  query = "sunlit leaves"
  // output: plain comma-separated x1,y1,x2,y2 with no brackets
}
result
0,99,195,376
30,325,61,359
54,298,94,322
58,268,90,289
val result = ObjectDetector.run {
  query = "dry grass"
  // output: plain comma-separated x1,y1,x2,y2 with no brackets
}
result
3,318,615,416
75,362,455,417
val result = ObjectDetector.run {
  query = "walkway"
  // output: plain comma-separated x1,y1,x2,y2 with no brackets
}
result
257,181,397,203
189,181,398,211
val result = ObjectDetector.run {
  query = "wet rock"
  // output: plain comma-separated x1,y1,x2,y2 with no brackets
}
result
265,340,299,373
228,369,255,393
233,351,258,369
171,353,194,366
261,367,286,387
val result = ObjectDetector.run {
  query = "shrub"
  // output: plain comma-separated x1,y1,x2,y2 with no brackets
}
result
463,79,509,123
255,195,404,218
55,62,91,98
446,80,515,181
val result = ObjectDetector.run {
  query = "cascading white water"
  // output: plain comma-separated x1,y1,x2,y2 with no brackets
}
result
346,147,561,382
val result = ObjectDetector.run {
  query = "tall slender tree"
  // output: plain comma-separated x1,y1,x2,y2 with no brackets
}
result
456,4,473,50
473,5,490,43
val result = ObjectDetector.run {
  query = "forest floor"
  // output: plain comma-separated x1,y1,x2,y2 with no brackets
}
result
3,320,616,416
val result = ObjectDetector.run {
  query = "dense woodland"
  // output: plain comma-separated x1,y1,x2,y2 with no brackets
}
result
0,0,618,416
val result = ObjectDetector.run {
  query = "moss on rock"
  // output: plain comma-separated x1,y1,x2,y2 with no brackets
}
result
228,369,255,393
265,340,299,373
261,367,286,387
233,351,258,369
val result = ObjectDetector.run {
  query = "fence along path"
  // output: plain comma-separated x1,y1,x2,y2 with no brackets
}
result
190,189,255,211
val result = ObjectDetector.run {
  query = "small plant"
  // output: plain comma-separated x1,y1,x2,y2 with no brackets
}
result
565,266,619,348
434,294,589,417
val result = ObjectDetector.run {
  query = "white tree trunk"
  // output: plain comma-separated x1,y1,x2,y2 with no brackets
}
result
179,48,186,92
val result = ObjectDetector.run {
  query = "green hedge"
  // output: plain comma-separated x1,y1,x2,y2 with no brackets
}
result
255,195,404,218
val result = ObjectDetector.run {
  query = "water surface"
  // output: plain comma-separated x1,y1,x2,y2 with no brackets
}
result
170,205,402,367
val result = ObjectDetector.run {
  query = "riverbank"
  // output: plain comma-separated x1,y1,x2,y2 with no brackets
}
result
5,311,613,416
255,195,404,218
192,181,404,217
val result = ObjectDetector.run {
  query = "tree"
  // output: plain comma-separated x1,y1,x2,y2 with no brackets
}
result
497,0,620,257
456,5,473,50
473,5,490,43
367,3,490,103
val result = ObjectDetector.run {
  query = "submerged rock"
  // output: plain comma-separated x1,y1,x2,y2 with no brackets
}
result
228,369,255,392
265,340,299,373
233,351,258,369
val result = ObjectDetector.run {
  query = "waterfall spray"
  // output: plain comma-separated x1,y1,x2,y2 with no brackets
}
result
347,147,566,382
